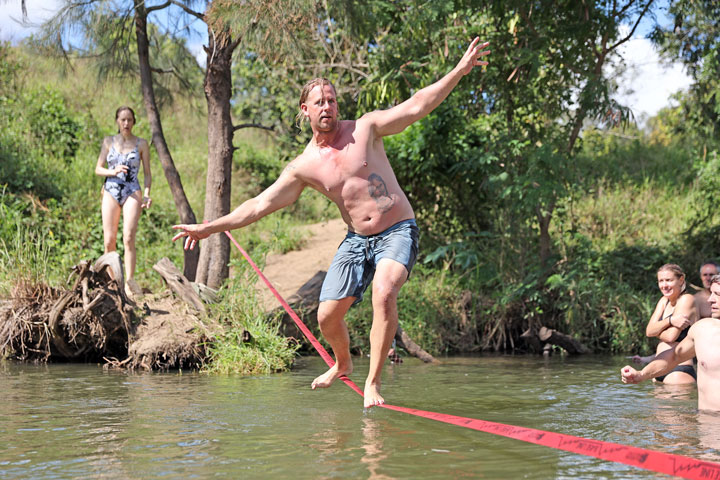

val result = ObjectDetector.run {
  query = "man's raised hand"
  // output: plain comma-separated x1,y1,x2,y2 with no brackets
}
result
459,37,490,75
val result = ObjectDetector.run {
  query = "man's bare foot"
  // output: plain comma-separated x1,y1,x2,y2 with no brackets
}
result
364,382,384,408
311,362,352,389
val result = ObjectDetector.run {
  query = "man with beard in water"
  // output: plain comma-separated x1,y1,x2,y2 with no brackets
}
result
173,38,490,408
622,274,720,411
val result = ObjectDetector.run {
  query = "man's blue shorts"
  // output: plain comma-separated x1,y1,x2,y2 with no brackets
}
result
320,219,419,305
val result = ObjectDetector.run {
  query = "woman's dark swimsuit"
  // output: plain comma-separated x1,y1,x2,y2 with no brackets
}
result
656,364,697,383
104,138,141,206
656,320,697,382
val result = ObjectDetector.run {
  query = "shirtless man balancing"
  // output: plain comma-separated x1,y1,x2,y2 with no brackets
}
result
172,38,491,408
621,274,720,411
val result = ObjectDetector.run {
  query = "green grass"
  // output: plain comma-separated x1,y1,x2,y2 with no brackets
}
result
202,259,299,375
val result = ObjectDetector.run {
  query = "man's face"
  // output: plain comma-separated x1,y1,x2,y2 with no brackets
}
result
302,84,338,133
708,282,720,318
700,264,718,289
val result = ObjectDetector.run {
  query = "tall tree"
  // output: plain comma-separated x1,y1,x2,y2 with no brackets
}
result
194,0,315,288
134,1,200,280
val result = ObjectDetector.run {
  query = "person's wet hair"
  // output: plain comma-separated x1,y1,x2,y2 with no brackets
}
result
711,274,720,286
295,78,336,129
658,263,686,292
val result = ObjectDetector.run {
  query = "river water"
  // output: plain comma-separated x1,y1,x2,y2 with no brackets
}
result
1,355,718,479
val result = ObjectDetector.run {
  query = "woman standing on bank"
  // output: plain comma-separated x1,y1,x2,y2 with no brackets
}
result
95,106,152,297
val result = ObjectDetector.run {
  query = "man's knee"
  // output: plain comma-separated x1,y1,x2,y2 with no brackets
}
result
317,298,354,328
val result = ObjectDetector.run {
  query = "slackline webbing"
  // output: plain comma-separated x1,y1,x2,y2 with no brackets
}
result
224,229,720,480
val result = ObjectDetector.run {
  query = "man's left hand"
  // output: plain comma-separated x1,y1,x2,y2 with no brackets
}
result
458,37,490,75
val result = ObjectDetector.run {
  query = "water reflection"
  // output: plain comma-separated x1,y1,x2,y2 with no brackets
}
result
361,416,395,480
696,411,720,460
1,356,718,479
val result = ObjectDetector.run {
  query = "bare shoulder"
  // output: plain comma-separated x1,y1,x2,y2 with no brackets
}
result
678,293,696,307
690,318,716,334
103,135,114,147
280,152,313,181
138,137,150,149
357,110,380,127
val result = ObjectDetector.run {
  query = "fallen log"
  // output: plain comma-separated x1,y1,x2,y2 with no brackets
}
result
153,257,205,313
272,270,435,362
538,326,591,354
521,325,591,355
395,325,435,363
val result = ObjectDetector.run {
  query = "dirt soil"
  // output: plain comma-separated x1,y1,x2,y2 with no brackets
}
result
255,218,347,310
128,293,218,370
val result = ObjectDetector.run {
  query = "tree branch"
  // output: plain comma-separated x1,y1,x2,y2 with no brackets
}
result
608,0,654,51
146,1,170,14
150,66,174,74
233,123,275,132
167,0,204,20
313,63,369,78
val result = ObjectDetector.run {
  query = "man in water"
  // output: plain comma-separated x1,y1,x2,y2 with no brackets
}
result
172,38,491,408
694,261,718,319
621,274,720,411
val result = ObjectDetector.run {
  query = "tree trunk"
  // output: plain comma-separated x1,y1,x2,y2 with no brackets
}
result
536,203,554,267
134,3,199,281
196,27,236,288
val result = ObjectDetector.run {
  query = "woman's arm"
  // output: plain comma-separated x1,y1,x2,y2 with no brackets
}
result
658,294,696,342
94,136,127,178
646,297,671,337
140,138,152,208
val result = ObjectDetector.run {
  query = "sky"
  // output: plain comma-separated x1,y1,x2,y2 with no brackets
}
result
0,0,693,122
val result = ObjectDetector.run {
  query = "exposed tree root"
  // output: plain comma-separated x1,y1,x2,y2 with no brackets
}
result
1,255,213,370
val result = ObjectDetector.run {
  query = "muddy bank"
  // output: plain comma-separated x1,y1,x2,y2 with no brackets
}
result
0,253,215,370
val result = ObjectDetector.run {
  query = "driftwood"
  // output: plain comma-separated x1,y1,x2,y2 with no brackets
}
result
395,324,435,363
153,257,205,313
521,325,590,355
0,252,135,362
1,253,216,370
273,270,435,362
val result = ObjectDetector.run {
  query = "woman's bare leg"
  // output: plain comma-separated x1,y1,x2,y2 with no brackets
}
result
101,191,121,253
122,192,143,285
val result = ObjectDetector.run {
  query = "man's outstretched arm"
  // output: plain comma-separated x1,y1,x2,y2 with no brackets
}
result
172,163,306,250
621,330,696,384
364,37,490,138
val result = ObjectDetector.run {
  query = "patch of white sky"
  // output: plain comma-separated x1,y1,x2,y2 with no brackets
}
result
0,0,209,64
0,1,692,120
610,2,692,123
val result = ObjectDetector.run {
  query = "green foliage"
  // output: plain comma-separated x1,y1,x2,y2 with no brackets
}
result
202,258,299,375
0,193,55,293
26,88,82,160
652,0,720,139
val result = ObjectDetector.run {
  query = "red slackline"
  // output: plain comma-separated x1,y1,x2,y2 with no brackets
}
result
224,229,720,480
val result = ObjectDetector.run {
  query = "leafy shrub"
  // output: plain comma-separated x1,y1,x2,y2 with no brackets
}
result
26,88,82,161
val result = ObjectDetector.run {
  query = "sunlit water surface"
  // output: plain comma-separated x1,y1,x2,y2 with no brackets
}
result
1,355,719,479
